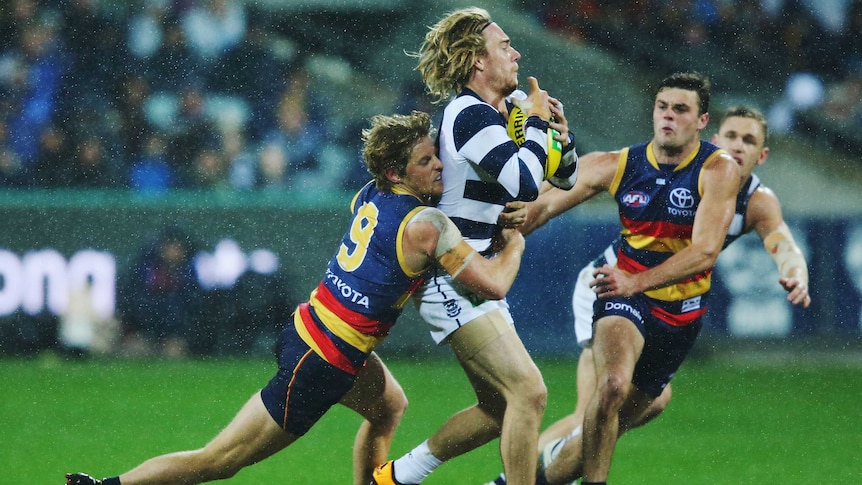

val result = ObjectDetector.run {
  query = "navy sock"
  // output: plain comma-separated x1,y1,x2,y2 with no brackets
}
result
102,477,121,485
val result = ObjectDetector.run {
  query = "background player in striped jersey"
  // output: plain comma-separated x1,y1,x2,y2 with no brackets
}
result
373,7,578,485
490,105,811,484
64,111,527,485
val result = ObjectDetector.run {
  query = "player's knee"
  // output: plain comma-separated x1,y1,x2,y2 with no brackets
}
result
513,369,548,416
530,378,548,414
651,384,672,415
374,388,409,432
597,373,631,415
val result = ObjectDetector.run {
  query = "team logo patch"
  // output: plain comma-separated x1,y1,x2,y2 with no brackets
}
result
670,188,695,209
444,299,462,318
681,296,702,313
622,191,649,207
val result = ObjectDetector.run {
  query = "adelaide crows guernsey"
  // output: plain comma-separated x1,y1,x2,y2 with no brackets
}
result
294,182,429,375
599,172,761,268
609,140,727,304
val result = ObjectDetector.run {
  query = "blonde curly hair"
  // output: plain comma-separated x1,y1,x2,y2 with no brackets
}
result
409,7,492,103
362,111,434,192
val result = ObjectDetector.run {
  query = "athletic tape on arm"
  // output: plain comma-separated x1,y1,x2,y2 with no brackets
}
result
413,208,475,278
763,226,808,282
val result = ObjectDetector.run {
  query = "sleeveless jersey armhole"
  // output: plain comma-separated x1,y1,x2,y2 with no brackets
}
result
396,206,433,278
608,148,630,196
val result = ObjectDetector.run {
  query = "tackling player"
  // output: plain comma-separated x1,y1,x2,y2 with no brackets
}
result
64,111,526,485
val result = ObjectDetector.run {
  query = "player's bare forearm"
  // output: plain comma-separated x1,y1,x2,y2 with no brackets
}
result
763,223,811,308
515,200,549,236
458,228,525,300
591,243,719,297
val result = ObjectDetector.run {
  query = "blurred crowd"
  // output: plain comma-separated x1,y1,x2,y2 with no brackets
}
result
4,0,860,192
524,0,862,140
0,0,371,191
2,0,860,358
115,225,295,358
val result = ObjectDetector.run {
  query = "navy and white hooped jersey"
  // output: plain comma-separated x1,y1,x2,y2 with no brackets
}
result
724,173,761,248
435,88,574,253
295,182,430,375
609,140,727,303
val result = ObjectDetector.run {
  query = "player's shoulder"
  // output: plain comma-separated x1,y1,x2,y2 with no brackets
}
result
410,206,445,221
350,181,377,211
744,183,784,230
750,184,781,210
447,90,494,115
443,93,501,136
405,206,448,231
402,207,448,250
702,148,739,179
706,145,737,168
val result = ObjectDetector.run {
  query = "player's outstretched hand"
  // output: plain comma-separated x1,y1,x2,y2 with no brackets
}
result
779,276,811,308
66,473,101,485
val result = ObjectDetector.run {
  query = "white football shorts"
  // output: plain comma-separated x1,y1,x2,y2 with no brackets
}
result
416,273,514,344
573,244,618,348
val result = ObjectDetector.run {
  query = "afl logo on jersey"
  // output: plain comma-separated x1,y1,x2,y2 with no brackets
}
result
622,191,649,207
670,188,695,209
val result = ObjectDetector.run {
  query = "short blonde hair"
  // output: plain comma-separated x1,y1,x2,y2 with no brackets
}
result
721,105,769,144
362,111,434,192
409,7,492,103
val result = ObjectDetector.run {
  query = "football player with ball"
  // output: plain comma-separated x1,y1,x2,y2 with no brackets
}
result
373,7,578,485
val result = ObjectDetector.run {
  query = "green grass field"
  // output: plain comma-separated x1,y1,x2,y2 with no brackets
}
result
3,353,860,484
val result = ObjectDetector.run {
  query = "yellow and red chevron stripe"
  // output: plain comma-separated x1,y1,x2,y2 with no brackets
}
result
616,251,712,302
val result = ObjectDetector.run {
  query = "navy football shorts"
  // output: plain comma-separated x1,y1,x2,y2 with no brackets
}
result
260,323,358,436
593,293,703,397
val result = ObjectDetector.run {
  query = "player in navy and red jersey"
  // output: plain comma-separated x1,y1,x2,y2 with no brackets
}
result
64,111,526,485
491,104,811,485
494,72,739,485
296,180,437,378
568,72,738,485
